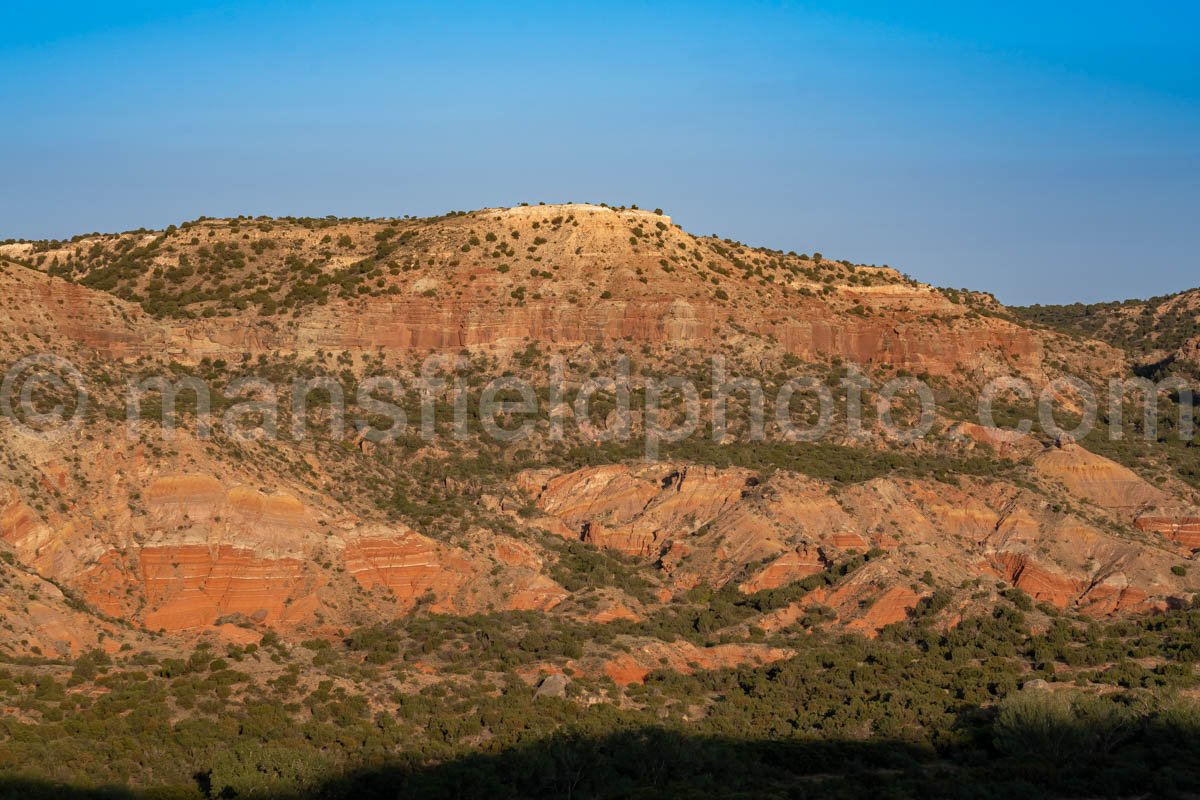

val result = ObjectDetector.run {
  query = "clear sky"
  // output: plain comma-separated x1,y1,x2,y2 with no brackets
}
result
1,1,1197,305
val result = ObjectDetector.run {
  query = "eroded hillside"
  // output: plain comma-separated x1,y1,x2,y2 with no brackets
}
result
0,204,1195,669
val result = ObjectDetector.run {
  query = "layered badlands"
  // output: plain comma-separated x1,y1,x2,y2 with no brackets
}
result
519,442,1196,625
19,432,1191,659
1,461,568,645
0,205,1196,673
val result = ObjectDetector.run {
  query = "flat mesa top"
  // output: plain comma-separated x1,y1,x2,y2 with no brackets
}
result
484,203,672,226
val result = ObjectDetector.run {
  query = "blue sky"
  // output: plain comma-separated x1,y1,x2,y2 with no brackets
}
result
1,1,1197,304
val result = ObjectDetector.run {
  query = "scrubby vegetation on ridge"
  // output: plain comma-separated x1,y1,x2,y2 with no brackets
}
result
11,205,922,322
1015,290,1200,378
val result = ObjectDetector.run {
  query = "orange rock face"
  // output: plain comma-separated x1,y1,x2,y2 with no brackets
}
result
139,546,316,631
1136,515,1200,551
755,601,811,634
4,468,328,634
739,546,827,593
295,294,721,355
986,552,1080,608
590,601,641,624
0,491,43,546
505,574,570,612
212,623,264,646
950,422,1042,458
846,585,924,633
341,527,567,614
146,476,317,556
830,532,869,550
554,465,748,557
985,552,1160,616
75,550,141,619
0,558,128,659
805,572,926,637
770,304,1043,378
342,532,471,609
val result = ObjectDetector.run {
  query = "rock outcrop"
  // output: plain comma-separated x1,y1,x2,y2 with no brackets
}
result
1135,514,1200,552
341,526,567,614
522,462,1196,627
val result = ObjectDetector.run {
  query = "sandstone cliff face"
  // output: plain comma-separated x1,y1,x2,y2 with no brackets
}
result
8,204,1121,380
1,469,328,633
1029,440,1200,556
342,531,470,608
21,422,1187,645
525,464,753,559
810,578,926,635
138,545,318,631
145,475,317,558
768,306,1043,377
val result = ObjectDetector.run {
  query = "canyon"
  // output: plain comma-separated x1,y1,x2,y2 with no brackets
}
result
0,204,1196,679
